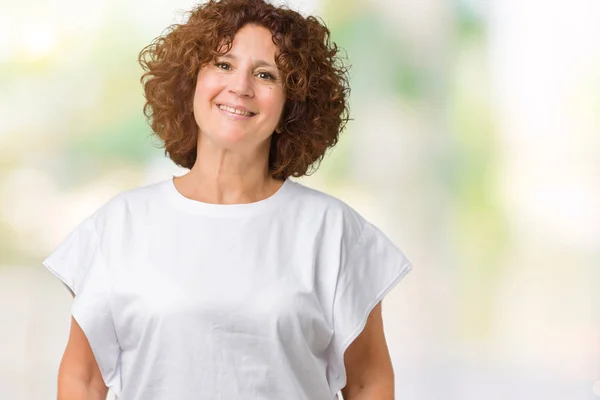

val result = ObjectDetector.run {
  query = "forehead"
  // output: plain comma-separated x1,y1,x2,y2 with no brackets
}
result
219,24,278,59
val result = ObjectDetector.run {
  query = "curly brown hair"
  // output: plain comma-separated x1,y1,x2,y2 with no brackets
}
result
138,0,350,180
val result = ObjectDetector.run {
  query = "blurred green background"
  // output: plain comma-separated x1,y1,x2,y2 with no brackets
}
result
1,0,599,399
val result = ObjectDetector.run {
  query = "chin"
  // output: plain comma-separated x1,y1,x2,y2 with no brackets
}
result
210,130,249,147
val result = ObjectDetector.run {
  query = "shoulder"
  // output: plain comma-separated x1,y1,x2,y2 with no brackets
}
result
288,179,362,216
111,178,167,205
286,179,367,247
87,178,169,230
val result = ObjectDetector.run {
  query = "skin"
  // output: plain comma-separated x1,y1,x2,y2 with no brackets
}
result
58,317,107,400
341,303,395,399
58,23,394,400
175,23,287,204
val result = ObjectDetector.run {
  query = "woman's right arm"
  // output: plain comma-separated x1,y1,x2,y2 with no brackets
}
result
57,316,108,400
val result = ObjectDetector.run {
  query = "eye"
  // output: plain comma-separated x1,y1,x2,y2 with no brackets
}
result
257,71,276,81
214,61,231,70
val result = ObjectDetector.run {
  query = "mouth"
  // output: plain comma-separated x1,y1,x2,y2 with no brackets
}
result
216,104,257,118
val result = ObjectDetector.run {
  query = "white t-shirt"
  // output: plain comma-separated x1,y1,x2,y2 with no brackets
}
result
43,177,412,400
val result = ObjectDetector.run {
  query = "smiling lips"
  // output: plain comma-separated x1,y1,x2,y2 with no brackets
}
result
217,104,256,118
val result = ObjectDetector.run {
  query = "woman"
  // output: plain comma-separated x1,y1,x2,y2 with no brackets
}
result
43,0,412,399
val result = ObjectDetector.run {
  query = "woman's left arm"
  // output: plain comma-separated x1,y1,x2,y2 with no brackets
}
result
340,302,395,399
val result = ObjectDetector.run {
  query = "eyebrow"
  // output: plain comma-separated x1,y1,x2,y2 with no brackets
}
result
219,54,277,70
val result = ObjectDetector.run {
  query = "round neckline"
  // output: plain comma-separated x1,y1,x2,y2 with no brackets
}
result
163,175,293,216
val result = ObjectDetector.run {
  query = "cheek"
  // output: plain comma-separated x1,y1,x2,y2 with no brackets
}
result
194,74,221,106
192,83,205,110
276,97,286,120
265,89,286,114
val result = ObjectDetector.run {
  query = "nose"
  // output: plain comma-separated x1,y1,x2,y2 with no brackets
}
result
228,69,254,98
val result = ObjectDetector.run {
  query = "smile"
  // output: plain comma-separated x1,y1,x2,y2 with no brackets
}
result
217,104,256,117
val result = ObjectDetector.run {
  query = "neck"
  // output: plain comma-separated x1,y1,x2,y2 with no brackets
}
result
176,140,282,205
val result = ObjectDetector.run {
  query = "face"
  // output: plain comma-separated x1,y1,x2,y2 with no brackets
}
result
192,24,286,150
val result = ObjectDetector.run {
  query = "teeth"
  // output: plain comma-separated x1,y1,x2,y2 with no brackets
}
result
218,104,254,117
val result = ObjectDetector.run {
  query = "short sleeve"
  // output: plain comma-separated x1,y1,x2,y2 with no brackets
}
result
42,216,122,394
326,220,412,396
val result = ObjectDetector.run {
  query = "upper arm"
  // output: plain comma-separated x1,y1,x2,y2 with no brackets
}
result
58,316,108,398
340,302,394,399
